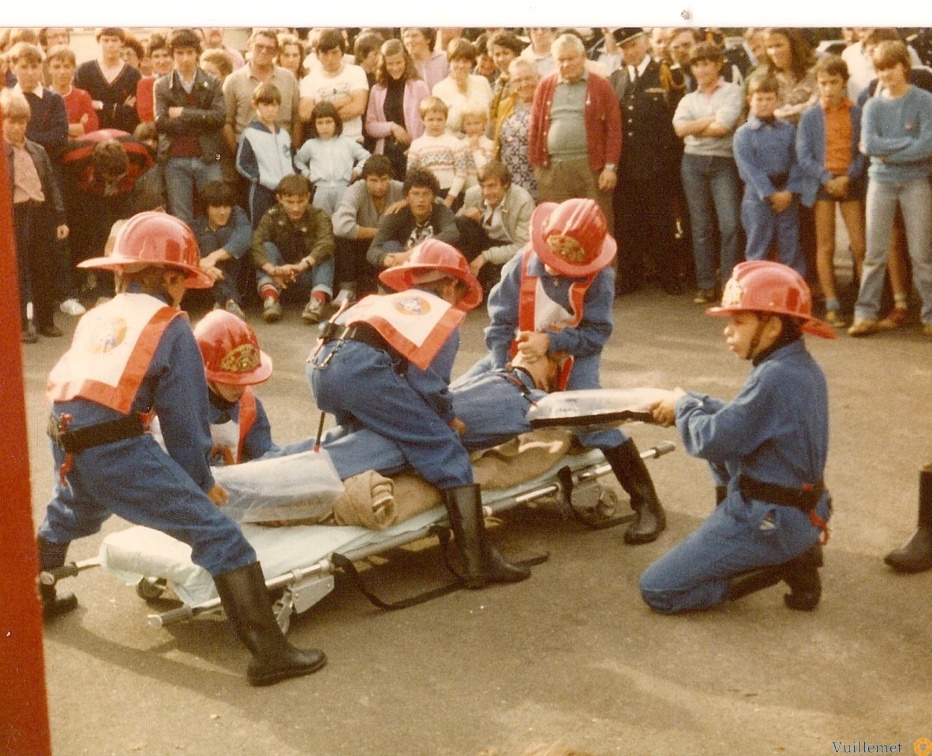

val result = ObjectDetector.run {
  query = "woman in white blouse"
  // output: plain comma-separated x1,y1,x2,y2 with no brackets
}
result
431,38,492,136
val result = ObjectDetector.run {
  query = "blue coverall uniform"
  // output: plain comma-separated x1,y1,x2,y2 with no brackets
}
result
39,293,256,576
455,248,627,450
207,389,277,465
639,339,832,613
319,366,546,480
307,287,473,490
733,114,806,276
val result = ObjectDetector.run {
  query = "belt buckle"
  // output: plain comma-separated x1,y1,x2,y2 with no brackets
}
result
47,415,61,444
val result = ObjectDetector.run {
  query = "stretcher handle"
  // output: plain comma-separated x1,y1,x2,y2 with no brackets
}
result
147,560,333,628
148,604,198,628
642,441,676,459
39,557,100,585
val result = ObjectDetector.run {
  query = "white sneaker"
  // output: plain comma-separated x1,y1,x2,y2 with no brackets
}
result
262,296,282,323
225,299,246,321
332,288,356,309
302,297,325,324
60,298,86,316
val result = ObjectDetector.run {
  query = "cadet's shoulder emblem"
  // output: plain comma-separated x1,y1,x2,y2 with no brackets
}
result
393,295,432,316
91,316,128,354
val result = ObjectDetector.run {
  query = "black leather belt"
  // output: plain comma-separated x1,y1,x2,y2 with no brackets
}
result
343,322,390,351
739,475,824,512
48,413,148,454
313,321,394,371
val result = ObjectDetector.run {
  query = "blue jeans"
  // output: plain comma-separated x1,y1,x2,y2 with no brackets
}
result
680,153,742,290
856,176,932,324
164,156,222,227
256,241,334,300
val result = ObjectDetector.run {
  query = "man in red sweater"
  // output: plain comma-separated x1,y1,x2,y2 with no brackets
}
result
528,33,622,227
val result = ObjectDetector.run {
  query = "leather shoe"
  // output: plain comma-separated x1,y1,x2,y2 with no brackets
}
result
38,324,63,338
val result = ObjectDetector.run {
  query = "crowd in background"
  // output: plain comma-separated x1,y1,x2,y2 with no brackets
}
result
3,24,932,343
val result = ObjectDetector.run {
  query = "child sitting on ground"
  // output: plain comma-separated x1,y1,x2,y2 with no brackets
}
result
250,174,336,325
192,181,252,320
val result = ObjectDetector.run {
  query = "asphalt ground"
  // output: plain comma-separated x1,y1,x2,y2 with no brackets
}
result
21,261,932,755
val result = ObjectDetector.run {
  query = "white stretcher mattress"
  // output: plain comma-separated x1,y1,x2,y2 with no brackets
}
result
99,448,608,607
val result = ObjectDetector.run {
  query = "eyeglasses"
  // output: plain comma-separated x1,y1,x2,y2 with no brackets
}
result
254,43,278,53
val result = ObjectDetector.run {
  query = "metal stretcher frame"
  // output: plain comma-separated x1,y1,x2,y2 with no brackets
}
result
41,441,675,633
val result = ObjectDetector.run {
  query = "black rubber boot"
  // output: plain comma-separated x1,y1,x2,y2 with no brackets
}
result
726,566,785,602
442,484,531,589
37,536,78,620
884,466,932,574
726,544,823,610
602,440,667,544
782,543,824,611
213,562,327,686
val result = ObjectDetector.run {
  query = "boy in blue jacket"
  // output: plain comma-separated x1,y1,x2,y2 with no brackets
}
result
644,261,835,614
733,74,805,276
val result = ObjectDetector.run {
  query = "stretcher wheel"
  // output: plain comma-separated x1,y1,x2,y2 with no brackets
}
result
596,488,619,519
136,577,167,601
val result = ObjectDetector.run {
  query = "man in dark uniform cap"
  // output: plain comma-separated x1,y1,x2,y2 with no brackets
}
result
609,27,685,296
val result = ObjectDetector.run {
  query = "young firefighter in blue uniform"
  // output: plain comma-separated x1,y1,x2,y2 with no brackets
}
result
733,74,806,276
643,261,835,613
193,309,278,465
320,349,559,480
456,197,666,545
308,239,530,589
36,212,325,686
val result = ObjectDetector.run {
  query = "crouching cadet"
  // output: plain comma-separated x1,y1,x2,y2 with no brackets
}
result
193,309,278,465
36,212,326,686
644,261,834,613
308,239,530,589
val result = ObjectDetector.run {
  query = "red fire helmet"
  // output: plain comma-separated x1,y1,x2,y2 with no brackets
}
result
79,211,213,289
530,198,617,277
707,261,836,339
378,239,483,311
193,310,274,386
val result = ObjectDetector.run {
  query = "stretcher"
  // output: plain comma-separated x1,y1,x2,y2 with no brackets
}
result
41,389,676,633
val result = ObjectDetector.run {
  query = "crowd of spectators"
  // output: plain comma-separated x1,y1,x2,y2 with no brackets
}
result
3,24,932,342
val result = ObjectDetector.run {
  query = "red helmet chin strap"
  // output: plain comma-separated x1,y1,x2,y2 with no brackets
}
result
744,314,772,361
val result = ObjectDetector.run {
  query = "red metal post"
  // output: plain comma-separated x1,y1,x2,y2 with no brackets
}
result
0,111,53,755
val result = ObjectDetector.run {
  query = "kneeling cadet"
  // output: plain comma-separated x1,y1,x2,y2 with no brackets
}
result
455,197,666,545
36,212,326,686
308,239,530,589
644,261,834,613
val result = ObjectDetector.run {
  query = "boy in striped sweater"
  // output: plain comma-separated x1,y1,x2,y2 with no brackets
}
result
406,96,468,210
